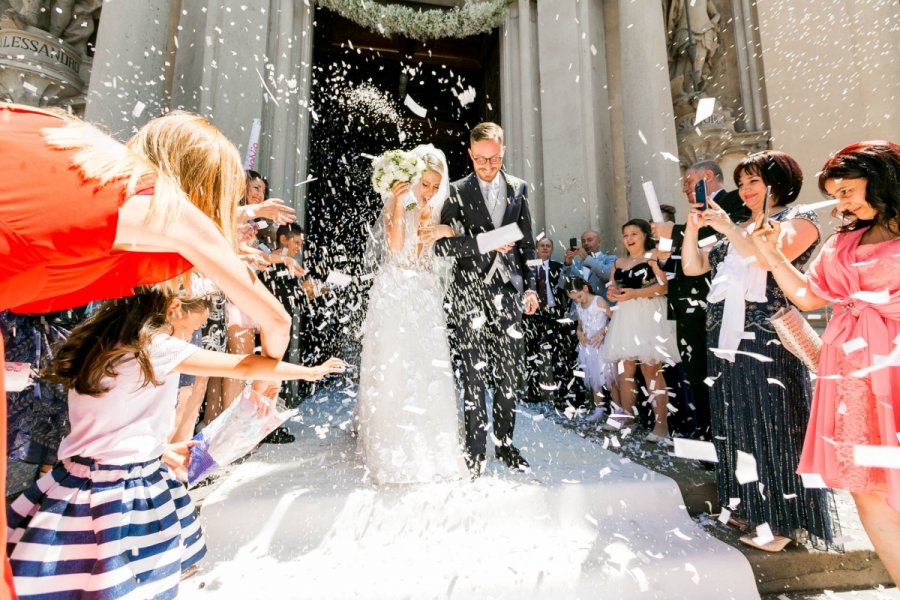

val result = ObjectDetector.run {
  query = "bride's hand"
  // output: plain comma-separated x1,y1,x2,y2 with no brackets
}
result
391,181,410,207
418,224,454,246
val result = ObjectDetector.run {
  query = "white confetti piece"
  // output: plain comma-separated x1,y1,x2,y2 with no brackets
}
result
599,466,611,478
637,130,647,145
752,523,774,546
402,406,426,415
403,94,427,118
430,359,449,369
698,235,718,248
360,272,374,282
573,369,585,378
506,326,524,339
474,361,488,371
710,348,774,362
660,151,680,163
850,289,891,305
735,451,759,484
471,315,487,329
685,562,700,585
631,567,649,592
325,271,351,287
854,445,900,469
658,237,673,252
800,472,829,488
132,101,146,118
800,198,839,212
718,507,732,525
526,258,542,267
668,528,692,541
766,378,785,388
4,362,32,392
694,96,716,124
642,181,664,223
842,337,868,354
673,438,718,462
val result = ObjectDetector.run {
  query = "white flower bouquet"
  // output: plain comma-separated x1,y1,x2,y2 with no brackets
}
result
371,149,425,211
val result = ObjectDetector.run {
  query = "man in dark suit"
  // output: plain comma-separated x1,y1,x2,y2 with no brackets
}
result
434,122,539,478
651,160,749,439
523,238,569,403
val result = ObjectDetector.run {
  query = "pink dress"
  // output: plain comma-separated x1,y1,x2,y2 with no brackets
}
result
798,229,900,511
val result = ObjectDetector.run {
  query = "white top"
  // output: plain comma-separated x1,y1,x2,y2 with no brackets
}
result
58,333,199,465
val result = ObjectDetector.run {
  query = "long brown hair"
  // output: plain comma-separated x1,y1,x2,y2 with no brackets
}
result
44,287,211,396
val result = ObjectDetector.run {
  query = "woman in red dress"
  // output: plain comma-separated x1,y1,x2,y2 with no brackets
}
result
0,103,292,599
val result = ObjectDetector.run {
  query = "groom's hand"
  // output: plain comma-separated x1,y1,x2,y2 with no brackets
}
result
523,290,539,315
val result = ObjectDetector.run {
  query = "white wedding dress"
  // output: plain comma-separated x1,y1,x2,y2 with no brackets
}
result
357,146,463,484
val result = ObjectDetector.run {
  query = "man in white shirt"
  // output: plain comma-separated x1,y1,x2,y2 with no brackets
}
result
435,122,539,477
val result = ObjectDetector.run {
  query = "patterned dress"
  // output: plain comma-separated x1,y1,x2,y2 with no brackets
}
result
706,208,838,545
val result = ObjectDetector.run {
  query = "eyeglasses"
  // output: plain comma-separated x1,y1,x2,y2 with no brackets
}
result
472,154,503,166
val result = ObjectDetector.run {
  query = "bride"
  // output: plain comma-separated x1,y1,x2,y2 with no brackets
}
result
357,145,464,484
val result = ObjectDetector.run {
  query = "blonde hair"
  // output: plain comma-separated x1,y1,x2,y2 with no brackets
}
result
470,122,504,146
41,111,242,249
422,153,445,176
128,111,244,248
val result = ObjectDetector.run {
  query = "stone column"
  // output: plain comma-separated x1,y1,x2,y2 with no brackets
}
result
500,1,545,236
615,0,683,219
83,0,172,138
170,1,270,159
257,0,316,214
526,0,617,252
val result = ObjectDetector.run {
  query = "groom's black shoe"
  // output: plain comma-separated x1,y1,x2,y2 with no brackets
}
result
495,445,530,473
465,453,485,481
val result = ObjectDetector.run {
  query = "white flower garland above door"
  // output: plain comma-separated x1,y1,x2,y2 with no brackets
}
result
314,0,512,41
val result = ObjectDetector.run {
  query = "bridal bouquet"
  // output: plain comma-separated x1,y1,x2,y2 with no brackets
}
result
371,149,424,210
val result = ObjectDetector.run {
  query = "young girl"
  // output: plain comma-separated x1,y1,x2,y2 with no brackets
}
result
7,287,345,599
567,277,616,423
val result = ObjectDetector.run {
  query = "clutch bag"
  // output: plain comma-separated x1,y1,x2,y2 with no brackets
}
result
770,306,822,373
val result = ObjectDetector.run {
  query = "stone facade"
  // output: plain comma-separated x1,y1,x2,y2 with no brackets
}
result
7,0,896,252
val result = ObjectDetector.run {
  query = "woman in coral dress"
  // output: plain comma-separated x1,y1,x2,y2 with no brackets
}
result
0,103,292,599
752,140,900,584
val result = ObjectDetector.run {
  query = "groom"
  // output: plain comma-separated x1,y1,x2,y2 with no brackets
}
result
434,122,539,478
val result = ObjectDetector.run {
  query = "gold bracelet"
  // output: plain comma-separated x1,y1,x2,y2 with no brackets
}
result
772,259,791,270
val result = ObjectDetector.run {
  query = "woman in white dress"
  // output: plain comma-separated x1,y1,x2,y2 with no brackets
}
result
357,145,463,484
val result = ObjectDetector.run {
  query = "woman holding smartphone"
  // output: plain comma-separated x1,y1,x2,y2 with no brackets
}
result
680,150,838,552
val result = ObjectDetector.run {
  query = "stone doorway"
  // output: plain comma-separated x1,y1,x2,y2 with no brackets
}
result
300,6,501,363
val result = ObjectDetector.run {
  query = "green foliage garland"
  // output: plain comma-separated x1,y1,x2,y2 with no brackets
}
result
314,0,512,41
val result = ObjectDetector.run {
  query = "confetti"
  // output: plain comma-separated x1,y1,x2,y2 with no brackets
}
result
325,271,351,287
642,181,664,223
853,445,900,469
658,237,673,252
673,438,718,462
694,96,716,124
735,451,759,484
842,337,868,354
752,523,775,546
403,94,427,118
800,472,829,488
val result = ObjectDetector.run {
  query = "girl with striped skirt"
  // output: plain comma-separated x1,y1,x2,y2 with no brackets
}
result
7,287,346,599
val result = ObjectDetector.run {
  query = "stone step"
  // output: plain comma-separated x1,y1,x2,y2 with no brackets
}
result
182,398,759,599
551,412,894,597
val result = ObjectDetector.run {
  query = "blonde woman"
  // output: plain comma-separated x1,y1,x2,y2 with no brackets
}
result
0,103,290,599
357,145,462,484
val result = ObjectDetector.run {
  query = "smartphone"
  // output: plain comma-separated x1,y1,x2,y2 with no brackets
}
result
569,237,578,250
757,185,772,229
694,179,708,210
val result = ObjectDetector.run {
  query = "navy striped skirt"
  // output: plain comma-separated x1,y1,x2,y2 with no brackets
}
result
7,456,206,599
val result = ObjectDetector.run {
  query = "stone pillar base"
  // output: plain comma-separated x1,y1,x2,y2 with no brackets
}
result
0,25,90,111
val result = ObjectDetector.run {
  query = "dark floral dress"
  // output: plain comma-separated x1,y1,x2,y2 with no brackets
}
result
2,308,88,465
706,208,839,546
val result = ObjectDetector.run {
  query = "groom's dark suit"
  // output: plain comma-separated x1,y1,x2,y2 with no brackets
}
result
434,171,537,460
